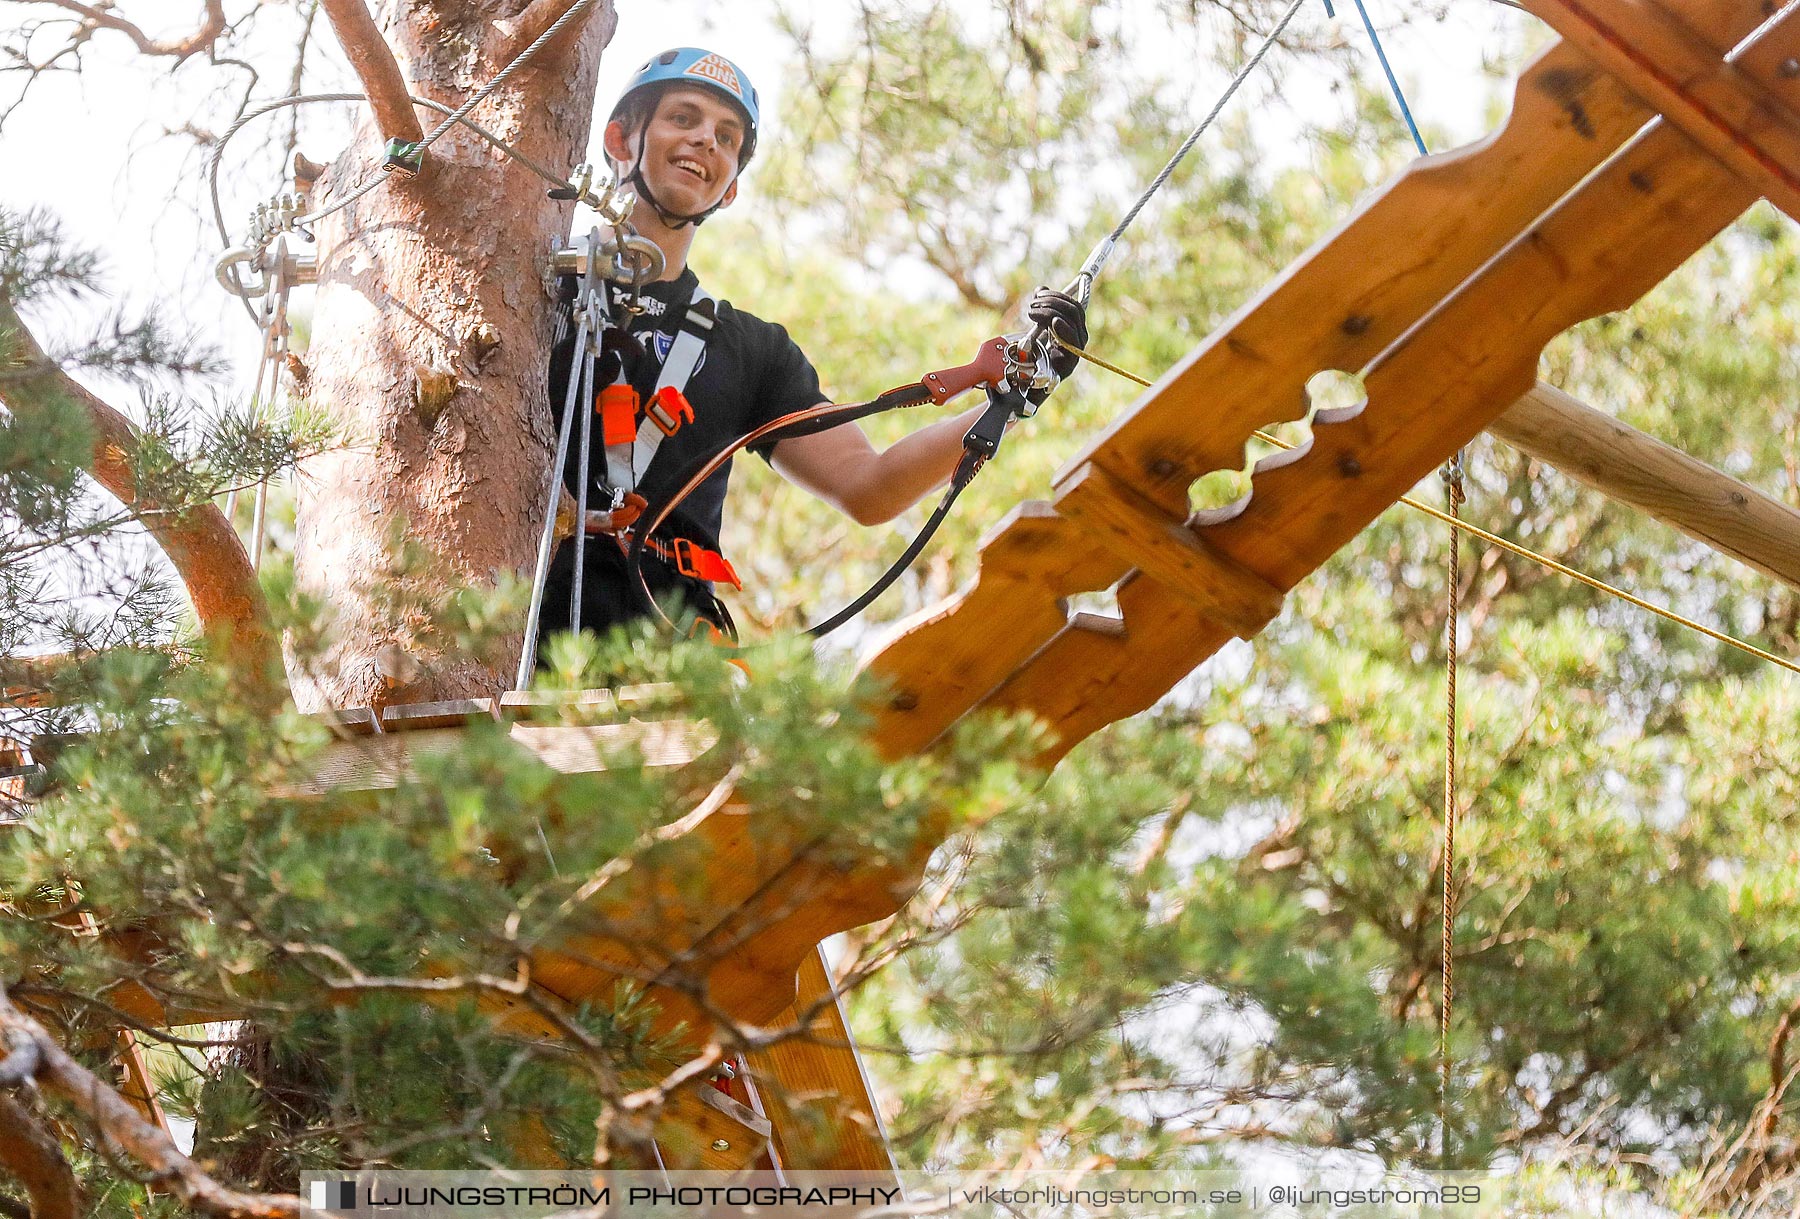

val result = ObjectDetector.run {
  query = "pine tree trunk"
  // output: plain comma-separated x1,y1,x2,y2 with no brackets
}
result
292,0,616,711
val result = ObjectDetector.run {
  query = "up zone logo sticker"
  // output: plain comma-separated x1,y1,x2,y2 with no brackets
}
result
683,53,743,98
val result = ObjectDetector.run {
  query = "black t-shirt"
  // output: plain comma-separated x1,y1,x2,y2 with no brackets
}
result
547,268,828,548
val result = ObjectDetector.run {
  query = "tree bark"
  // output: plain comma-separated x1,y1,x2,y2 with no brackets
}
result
293,0,616,711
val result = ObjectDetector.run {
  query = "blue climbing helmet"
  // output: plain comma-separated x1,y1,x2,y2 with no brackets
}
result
610,47,761,172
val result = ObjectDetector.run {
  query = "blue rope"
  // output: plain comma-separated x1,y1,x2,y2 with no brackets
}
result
1347,0,1428,155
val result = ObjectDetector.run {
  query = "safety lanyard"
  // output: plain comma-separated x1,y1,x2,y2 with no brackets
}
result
517,231,608,680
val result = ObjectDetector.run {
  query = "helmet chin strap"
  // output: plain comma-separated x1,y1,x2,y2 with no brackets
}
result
625,113,733,230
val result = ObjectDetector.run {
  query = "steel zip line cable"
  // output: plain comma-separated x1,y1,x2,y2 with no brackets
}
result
1064,0,1309,306
291,0,599,229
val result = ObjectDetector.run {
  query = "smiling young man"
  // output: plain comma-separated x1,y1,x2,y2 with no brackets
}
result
542,47,1086,642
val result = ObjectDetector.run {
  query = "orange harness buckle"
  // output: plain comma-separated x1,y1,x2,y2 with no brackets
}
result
597,383,639,446
671,537,741,589
645,535,742,590
646,385,695,437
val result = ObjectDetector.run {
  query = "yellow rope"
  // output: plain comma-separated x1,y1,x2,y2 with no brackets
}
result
1058,341,1800,679
1439,457,1464,1165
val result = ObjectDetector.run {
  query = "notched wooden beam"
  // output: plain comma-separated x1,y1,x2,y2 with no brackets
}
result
1053,462,1285,639
746,947,898,1178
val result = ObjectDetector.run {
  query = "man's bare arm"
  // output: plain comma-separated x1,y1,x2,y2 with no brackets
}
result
770,404,985,526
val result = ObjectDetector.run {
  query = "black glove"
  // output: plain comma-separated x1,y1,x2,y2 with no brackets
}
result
1025,287,1088,380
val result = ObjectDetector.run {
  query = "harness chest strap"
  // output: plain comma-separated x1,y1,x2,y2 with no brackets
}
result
602,282,715,491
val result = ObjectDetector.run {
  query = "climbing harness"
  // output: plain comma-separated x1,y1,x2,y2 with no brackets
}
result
604,284,715,491
615,334,1041,640
211,0,1303,649
515,214,744,678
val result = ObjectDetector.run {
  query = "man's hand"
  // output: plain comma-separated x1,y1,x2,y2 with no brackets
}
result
1026,288,1089,379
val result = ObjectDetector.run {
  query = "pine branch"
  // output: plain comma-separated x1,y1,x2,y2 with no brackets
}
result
317,0,422,145
0,991,309,1219
0,292,283,696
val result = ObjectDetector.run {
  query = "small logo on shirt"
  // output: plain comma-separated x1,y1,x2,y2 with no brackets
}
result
684,54,744,98
651,330,707,378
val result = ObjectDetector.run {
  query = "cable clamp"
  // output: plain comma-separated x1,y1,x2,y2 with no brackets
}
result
382,139,425,176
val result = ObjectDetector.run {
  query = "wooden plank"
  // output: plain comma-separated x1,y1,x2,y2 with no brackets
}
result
379,698,496,732
275,718,708,796
1053,38,1676,515
305,706,378,736
746,946,898,1177
1489,381,1800,589
1057,0,1776,511
530,803,932,1029
870,0,1792,765
1520,0,1800,221
499,687,619,717
114,1030,175,1139
1053,462,1285,638
498,684,678,718
866,502,1128,758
